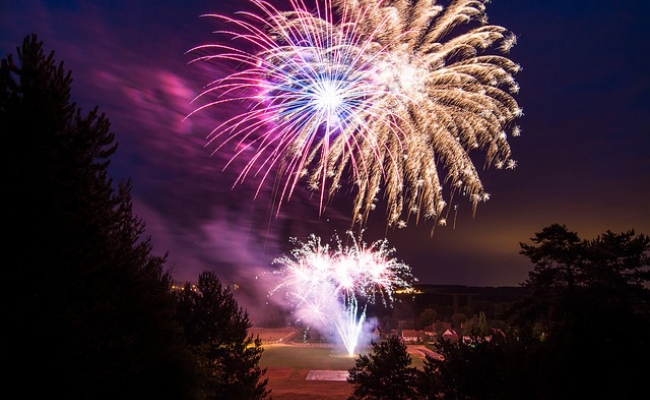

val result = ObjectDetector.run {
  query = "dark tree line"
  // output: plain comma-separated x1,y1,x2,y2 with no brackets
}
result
348,224,650,400
1,34,269,400
506,223,650,400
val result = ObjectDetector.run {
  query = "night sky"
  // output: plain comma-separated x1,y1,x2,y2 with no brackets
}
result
2,0,648,290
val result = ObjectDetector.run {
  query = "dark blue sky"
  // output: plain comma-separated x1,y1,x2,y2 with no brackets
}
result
2,0,648,290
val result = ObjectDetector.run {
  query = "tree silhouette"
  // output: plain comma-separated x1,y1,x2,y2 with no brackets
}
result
175,271,271,400
414,224,650,400
347,335,419,400
511,224,650,400
1,34,200,399
417,333,538,400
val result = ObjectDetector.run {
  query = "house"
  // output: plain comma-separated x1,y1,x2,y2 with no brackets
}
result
442,328,459,342
401,329,425,343
423,325,436,337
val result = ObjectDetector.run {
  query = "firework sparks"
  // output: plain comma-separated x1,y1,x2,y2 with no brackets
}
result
269,231,414,355
189,0,522,228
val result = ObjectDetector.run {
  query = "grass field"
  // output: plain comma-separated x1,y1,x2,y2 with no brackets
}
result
261,344,365,369
259,343,429,400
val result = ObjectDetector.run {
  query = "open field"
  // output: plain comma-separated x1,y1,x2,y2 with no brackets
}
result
259,343,431,400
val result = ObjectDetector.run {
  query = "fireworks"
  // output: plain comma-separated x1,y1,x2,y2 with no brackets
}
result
189,0,522,228
269,231,413,355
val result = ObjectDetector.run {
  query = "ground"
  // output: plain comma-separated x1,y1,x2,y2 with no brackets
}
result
264,367,354,400
259,342,439,400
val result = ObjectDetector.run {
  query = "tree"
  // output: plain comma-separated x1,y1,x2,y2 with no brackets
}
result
450,312,467,330
510,224,650,400
417,331,540,400
416,224,650,400
519,223,583,290
418,308,438,328
175,271,271,400
2,34,201,399
461,311,489,337
347,336,419,400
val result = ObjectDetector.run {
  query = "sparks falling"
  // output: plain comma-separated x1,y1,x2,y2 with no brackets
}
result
189,0,522,228
269,231,413,356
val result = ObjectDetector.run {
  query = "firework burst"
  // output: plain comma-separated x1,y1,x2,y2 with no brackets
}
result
189,0,522,228
269,231,413,355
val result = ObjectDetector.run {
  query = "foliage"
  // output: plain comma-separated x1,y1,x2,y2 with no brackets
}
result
347,336,419,400
417,308,438,328
413,224,650,400
509,223,650,399
1,34,200,399
459,311,490,336
417,332,540,400
175,271,271,400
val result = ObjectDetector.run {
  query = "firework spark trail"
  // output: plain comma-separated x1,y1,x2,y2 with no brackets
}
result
269,231,413,355
335,296,365,357
189,0,522,228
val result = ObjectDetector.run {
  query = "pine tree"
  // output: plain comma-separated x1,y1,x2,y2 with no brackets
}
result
511,224,650,400
347,336,419,400
1,34,200,400
175,270,271,400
